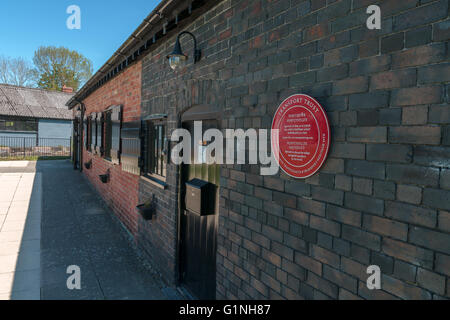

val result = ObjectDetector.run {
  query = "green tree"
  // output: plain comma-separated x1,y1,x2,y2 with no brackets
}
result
33,46,93,91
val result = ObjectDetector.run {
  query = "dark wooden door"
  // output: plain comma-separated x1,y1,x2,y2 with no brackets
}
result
180,119,220,300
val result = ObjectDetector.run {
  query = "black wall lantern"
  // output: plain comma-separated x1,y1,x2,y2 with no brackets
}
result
167,31,201,71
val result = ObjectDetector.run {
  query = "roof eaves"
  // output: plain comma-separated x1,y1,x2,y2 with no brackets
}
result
0,84,75,120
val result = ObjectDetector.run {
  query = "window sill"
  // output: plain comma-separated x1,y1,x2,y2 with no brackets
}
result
140,175,167,190
102,157,114,164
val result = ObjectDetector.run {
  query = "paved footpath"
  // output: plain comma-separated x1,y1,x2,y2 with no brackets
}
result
0,160,180,300
0,169,41,299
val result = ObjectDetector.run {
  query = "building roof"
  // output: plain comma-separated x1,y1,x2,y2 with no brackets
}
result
67,0,212,108
0,84,74,120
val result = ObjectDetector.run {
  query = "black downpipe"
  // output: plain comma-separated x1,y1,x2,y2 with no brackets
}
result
75,100,85,173
175,113,183,285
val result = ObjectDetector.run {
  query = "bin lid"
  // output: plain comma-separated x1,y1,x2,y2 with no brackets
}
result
186,178,209,189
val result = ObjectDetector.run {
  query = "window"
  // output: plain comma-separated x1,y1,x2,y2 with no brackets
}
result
0,117,38,132
101,105,122,163
144,120,167,180
104,111,112,159
119,114,167,182
85,116,91,150
96,112,103,155
90,114,97,153
121,121,142,176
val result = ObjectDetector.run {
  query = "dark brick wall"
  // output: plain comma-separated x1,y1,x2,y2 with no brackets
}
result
138,78,227,285
137,0,450,299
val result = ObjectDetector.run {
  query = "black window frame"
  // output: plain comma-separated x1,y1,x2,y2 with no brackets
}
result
85,116,91,151
96,112,103,155
90,113,97,153
0,117,38,133
103,110,113,161
143,118,167,182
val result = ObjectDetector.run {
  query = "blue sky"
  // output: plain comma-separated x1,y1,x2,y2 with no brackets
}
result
0,0,160,73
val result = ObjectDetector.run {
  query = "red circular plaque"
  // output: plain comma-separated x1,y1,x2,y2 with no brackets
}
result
271,94,330,179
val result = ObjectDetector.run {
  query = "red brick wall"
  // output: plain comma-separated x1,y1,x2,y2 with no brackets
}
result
81,61,142,236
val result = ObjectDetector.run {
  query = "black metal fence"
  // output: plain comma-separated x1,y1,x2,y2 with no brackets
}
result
0,136,71,159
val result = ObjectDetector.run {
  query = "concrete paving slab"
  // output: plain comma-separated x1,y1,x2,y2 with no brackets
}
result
0,161,30,168
3,213,38,222
15,187,34,193
7,205,39,214
1,218,40,232
0,170,41,300
13,193,34,202
0,255,18,273
0,177,22,182
22,227,41,241
0,183,18,188
16,251,40,273
0,172,22,176
9,289,40,300
3,205,28,215
0,202,11,208
0,269,40,295
0,191,15,199
0,239,40,256
0,194,15,202
8,200,32,208
0,251,40,273
5,208,40,221
0,231,26,242
0,293,10,300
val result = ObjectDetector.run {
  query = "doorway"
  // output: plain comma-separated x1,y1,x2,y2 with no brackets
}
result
179,112,220,300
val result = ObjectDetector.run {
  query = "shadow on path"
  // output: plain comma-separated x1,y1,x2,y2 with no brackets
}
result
35,160,170,300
